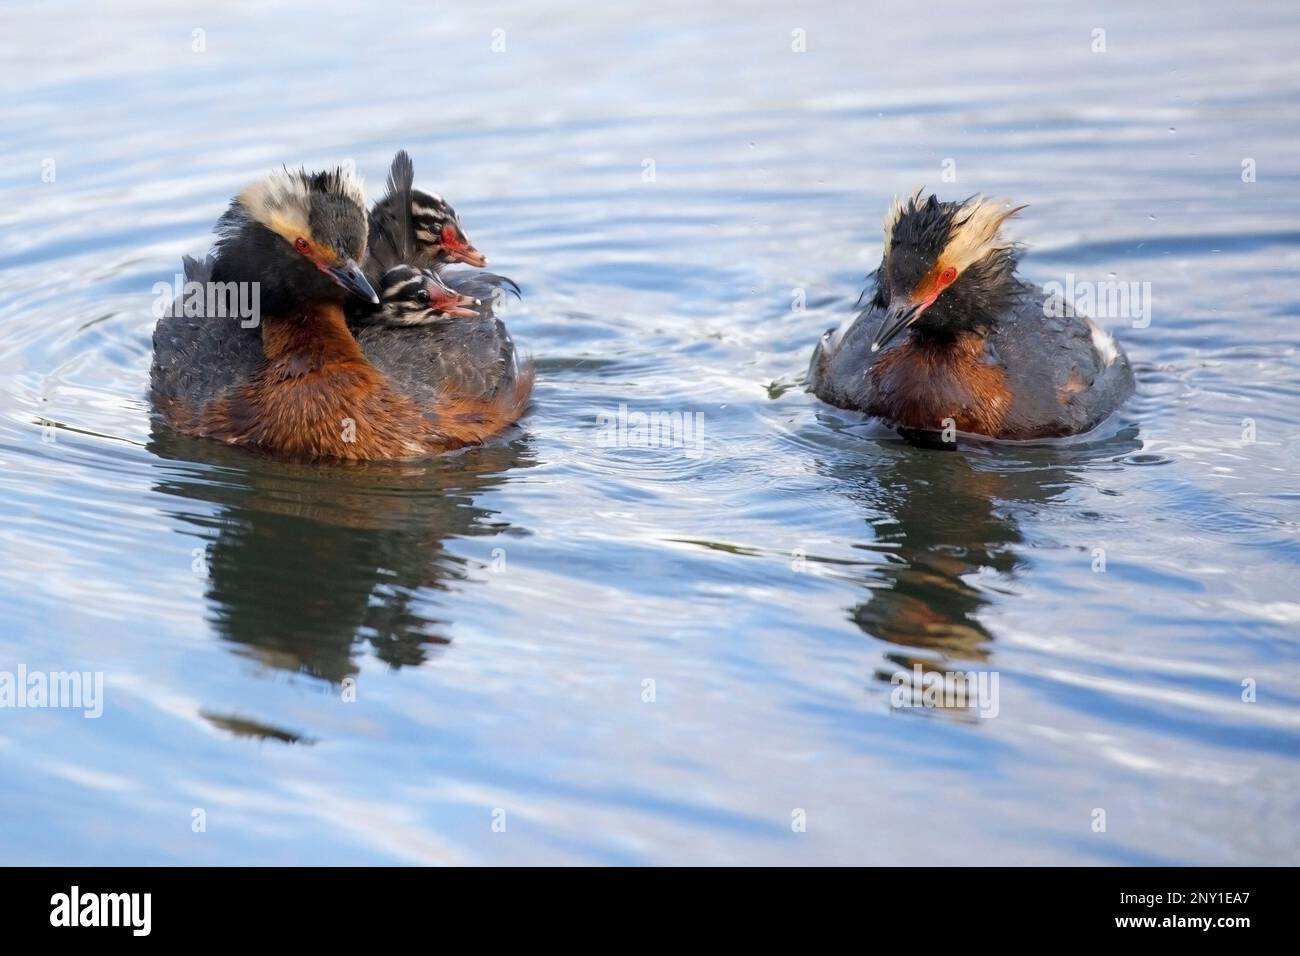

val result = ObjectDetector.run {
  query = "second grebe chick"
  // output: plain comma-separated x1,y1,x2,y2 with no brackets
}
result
808,192,1135,442
367,264,479,325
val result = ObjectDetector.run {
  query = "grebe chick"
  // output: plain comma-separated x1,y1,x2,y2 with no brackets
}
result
347,151,534,405
363,150,519,309
362,264,480,326
808,192,1135,442
367,150,485,271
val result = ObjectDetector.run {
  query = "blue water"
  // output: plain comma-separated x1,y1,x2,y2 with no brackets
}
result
1,0,1298,864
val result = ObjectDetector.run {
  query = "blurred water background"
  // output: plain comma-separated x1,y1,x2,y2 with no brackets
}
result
1,0,1298,863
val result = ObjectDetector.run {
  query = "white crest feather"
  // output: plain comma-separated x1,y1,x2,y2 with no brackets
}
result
236,166,366,243
239,169,309,229
881,191,1024,269
940,197,1024,271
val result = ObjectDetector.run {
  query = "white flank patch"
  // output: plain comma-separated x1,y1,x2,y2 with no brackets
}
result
1088,320,1118,367
823,312,856,351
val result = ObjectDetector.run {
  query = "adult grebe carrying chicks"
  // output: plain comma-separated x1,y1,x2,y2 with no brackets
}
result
151,161,532,461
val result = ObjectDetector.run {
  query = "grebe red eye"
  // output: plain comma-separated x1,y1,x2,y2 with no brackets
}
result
940,266,957,285
294,237,310,253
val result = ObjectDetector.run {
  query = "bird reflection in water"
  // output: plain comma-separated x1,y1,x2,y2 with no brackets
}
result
816,425,1140,715
148,424,534,689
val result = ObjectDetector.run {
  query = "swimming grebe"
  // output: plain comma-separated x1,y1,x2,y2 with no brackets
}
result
808,192,1135,441
151,165,532,461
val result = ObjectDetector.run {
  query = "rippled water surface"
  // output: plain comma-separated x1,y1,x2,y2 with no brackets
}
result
2,1,1299,864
